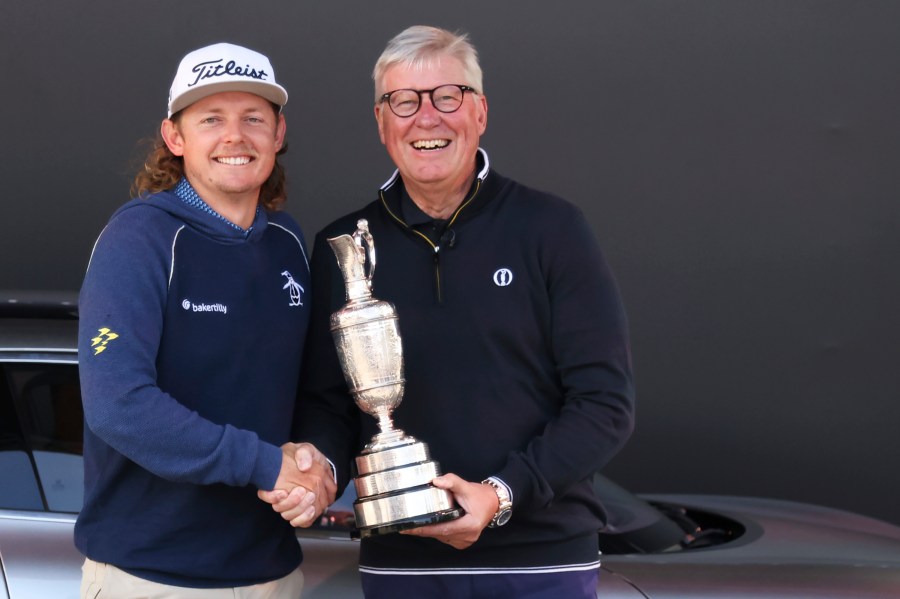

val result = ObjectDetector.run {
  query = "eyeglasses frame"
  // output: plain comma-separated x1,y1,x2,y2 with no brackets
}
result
379,84,478,118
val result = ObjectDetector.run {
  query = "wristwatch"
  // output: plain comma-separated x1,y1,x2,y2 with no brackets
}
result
482,477,513,528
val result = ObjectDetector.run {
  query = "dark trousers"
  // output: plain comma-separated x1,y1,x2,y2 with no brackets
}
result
360,568,599,599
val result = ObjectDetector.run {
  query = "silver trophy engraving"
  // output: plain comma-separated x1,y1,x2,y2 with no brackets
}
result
328,219,463,537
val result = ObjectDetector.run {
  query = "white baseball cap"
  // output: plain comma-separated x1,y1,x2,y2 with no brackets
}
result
167,42,288,118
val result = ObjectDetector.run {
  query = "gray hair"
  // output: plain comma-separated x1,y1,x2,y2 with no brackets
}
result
372,25,484,102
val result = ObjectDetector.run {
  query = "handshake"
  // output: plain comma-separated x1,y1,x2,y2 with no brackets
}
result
258,442,339,528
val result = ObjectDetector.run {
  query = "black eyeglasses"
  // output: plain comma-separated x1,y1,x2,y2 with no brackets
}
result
379,84,477,118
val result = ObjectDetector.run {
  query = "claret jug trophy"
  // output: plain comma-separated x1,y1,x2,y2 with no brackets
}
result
327,219,463,537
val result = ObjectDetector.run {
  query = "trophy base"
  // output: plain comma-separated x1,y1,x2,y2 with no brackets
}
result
357,506,464,538
352,433,464,536
353,481,463,530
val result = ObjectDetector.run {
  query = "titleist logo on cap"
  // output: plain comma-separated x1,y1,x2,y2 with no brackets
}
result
167,43,288,117
187,59,270,88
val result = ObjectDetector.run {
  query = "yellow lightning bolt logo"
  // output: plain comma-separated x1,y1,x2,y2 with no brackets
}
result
91,328,120,355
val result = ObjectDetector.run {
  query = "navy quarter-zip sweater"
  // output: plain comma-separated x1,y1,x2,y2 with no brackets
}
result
297,150,635,572
76,183,310,587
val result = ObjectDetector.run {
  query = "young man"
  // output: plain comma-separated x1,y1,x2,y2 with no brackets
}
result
269,26,636,599
76,42,335,598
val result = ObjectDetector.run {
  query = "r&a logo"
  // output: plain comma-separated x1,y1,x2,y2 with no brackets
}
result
493,268,514,287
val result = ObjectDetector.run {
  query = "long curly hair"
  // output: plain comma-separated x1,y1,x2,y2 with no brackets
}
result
130,111,288,211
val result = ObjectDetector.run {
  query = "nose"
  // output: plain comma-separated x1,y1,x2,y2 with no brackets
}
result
414,93,442,127
221,118,245,143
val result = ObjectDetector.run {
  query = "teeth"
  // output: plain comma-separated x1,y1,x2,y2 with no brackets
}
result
217,156,251,165
412,139,449,150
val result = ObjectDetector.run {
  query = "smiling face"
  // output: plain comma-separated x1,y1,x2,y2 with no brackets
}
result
161,91,285,211
375,56,487,208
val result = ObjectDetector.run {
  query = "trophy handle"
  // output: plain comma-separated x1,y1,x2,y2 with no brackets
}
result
329,219,378,302
352,219,376,285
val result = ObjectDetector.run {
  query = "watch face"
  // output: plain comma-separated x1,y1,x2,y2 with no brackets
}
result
495,508,512,527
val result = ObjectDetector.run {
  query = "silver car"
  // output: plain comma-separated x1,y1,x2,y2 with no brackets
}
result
2,293,899,598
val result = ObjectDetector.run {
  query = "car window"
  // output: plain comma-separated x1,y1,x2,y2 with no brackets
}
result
2,362,84,513
0,364,46,510
9,364,84,455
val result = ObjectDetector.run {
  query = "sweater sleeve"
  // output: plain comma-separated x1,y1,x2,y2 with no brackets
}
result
78,209,281,490
494,205,635,513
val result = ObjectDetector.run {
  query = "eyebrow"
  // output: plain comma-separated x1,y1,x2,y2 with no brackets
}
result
195,105,274,117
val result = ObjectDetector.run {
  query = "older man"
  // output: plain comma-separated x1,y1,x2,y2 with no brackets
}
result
276,26,635,598
76,42,335,598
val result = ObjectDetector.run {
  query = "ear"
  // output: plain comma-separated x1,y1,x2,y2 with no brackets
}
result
160,119,185,157
475,93,488,136
374,103,386,145
274,113,287,151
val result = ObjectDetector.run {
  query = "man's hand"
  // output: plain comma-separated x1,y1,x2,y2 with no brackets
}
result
400,473,499,550
258,442,338,528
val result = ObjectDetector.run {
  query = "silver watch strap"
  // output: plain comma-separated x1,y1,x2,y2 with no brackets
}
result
484,476,513,504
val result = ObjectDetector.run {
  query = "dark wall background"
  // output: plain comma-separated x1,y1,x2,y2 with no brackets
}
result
2,1,898,524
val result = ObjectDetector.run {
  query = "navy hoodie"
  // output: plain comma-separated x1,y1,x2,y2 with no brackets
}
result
75,185,310,587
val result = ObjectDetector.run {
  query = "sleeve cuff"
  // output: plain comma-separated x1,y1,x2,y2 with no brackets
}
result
251,441,283,490
324,455,338,485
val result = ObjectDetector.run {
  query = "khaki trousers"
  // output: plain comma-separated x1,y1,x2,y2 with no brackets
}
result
81,558,304,599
